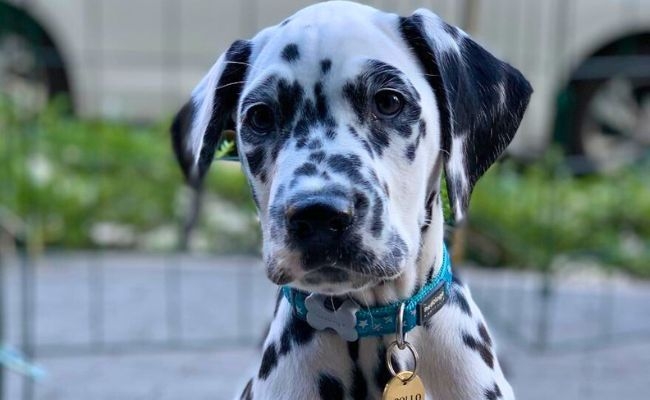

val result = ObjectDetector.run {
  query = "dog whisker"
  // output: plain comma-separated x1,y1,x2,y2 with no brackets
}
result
222,60,253,67
215,80,247,90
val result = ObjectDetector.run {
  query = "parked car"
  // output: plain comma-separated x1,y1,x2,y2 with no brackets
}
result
1,0,649,168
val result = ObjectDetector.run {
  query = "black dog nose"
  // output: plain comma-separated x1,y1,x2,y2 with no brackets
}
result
286,197,354,244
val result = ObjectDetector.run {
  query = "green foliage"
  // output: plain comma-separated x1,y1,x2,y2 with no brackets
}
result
215,139,236,159
0,99,257,251
468,152,650,277
2,100,648,276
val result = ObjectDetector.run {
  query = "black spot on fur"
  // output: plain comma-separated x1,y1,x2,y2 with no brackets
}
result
279,326,292,355
289,313,315,345
278,79,305,129
280,18,291,27
368,170,380,185
484,382,503,400
294,99,317,141
370,197,384,238
307,139,322,150
418,119,427,139
348,125,359,138
278,312,316,357
386,233,406,264
321,59,332,74
354,193,369,221
405,143,417,161
325,128,337,140
295,162,318,177
375,343,399,390
406,119,427,163
450,285,472,317
368,125,391,156
462,332,494,369
313,82,336,127
281,43,300,62
240,378,253,400
269,203,285,237
424,263,435,283
478,322,492,346
318,374,344,400
258,343,278,379
327,154,364,183
347,341,368,400
383,182,390,197
246,147,265,177
348,125,375,157
309,151,326,164
342,79,367,125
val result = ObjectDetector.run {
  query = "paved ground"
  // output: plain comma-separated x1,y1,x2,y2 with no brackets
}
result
2,252,650,399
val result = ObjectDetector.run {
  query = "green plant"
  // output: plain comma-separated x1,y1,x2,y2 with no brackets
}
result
3,100,648,276
467,152,650,277
0,99,257,251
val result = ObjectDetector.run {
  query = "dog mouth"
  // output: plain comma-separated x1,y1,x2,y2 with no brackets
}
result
267,251,404,295
297,265,387,295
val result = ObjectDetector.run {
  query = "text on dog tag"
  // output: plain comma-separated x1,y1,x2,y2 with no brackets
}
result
382,371,425,400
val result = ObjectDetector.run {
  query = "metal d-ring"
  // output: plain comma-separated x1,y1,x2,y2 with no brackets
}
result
386,340,419,383
396,302,407,350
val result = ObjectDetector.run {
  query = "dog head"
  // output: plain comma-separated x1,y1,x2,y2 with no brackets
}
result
172,1,532,295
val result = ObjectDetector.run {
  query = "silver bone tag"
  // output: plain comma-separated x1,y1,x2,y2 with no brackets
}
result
305,294,359,342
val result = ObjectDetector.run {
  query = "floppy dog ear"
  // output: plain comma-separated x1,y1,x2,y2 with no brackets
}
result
400,10,532,221
171,40,251,186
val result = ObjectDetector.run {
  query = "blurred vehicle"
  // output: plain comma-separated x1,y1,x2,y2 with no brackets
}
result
1,0,649,168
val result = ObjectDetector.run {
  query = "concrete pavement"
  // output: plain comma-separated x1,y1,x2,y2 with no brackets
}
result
2,252,649,399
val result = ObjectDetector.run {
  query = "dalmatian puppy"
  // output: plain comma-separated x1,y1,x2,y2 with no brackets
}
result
171,2,532,399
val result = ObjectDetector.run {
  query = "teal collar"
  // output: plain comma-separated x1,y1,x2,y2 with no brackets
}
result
282,245,452,341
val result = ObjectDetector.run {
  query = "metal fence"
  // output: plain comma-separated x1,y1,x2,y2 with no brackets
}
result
1,245,278,400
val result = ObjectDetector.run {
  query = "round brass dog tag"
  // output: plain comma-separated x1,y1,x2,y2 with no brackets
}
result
382,371,425,400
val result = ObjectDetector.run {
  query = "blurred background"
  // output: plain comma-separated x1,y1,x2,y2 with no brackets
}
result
1,0,649,399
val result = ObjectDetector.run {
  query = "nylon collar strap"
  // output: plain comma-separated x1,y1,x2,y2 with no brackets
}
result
282,244,452,341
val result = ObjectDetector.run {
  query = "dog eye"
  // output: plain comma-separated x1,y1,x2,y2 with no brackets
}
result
373,89,404,117
246,104,275,133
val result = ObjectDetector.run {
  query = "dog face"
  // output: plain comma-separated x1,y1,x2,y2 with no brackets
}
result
172,2,532,295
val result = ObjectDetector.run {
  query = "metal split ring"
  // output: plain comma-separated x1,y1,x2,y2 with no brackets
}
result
385,340,419,383
395,302,407,350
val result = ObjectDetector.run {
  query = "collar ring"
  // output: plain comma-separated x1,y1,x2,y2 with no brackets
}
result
396,302,407,350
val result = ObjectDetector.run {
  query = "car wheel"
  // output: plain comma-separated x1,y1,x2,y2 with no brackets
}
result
0,4,71,115
574,78,650,172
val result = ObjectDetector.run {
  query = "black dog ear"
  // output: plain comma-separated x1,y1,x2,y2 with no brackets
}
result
170,40,251,187
400,10,533,221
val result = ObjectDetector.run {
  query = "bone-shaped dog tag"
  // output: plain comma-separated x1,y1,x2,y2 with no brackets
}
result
304,294,359,341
